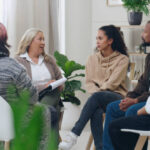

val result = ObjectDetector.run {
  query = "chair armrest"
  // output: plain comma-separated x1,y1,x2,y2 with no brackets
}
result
121,129,150,136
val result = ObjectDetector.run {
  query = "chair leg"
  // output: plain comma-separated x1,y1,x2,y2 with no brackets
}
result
93,145,96,150
59,111,64,130
86,113,105,150
4,141,10,150
134,136,147,150
59,111,64,142
86,133,93,150
147,136,150,150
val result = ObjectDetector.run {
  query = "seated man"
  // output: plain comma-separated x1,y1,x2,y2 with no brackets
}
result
109,96,150,150
103,20,150,150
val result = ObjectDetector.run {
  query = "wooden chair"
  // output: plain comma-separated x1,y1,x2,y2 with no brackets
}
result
129,62,135,80
121,129,150,150
120,96,150,150
85,113,105,150
0,96,14,150
59,110,64,142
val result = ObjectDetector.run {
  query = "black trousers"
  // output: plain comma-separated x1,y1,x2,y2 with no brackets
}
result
109,115,150,150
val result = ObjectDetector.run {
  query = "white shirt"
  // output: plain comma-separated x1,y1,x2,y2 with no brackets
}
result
145,96,150,114
20,52,51,87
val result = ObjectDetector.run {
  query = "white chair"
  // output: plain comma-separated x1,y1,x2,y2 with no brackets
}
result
121,96,150,150
0,96,14,150
121,129,150,150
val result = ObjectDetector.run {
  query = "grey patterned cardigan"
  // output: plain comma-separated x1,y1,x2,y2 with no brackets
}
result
0,57,38,104
0,57,50,150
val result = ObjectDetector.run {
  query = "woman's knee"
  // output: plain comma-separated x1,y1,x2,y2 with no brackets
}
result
106,100,121,113
90,91,112,104
125,102,146,117
87,92,103,105
125,107,136,117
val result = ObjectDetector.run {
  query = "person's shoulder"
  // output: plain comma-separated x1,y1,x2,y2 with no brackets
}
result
118,53,129,63
15,55,27,63
1,57,18,65
0,57,26,73
44,54,56,64
47,54,55,60
10,57,26,71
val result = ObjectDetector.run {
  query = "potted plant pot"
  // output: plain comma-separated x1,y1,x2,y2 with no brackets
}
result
61,102,81,130
122,0,150,25
128,11,143,25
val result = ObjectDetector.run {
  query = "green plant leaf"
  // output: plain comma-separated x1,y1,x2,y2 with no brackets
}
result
54,51,68,71
62,94,81,105
54,51,86,105
9,91,54,150
65,80,82,92
48,130,57,150
65,61,85,77
12,106,44,150
79,88,86,93
121,0,150,15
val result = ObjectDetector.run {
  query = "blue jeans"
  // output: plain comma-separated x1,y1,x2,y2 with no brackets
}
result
103,100,146,150
71,91,123,150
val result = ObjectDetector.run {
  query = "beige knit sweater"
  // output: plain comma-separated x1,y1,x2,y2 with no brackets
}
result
85,51,129,97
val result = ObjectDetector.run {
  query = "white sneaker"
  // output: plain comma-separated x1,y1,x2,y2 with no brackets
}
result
59,131,78,150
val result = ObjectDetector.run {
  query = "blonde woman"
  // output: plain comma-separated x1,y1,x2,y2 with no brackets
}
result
0,23,51,150
15,28,63,143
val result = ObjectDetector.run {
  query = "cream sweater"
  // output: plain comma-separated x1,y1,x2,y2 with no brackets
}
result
85,51,129,97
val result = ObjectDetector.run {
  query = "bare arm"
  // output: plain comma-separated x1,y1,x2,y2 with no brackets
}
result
137,107,148,115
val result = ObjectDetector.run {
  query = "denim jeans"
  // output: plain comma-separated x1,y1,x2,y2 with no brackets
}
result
103,100,146,150
71,91,123,150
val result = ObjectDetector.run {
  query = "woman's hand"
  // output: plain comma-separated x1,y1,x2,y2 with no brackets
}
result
137,107,148,115
119,97,138,111
58,85,64,91
45,80,56,88
45,80,64,91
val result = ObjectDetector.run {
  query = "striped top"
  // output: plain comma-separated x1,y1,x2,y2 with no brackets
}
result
0,57,38,104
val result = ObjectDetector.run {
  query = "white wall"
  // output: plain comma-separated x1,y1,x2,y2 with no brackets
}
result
92,0,150,51
61,0,92,131
65,0,92,65
65,0,92,104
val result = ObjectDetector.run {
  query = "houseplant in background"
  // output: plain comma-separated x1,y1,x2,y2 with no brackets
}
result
54,51,86,106
5,90,57,150
121,0,150,25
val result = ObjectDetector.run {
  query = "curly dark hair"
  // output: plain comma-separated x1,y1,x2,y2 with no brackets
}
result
99,25,128,56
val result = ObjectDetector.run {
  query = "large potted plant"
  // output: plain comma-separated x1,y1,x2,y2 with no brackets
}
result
54,51,86,106
121,0,150,25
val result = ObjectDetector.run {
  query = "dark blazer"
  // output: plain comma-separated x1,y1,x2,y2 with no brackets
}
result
127,53,150,102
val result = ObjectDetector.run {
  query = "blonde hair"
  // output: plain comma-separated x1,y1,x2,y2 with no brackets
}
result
16,28,50,61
